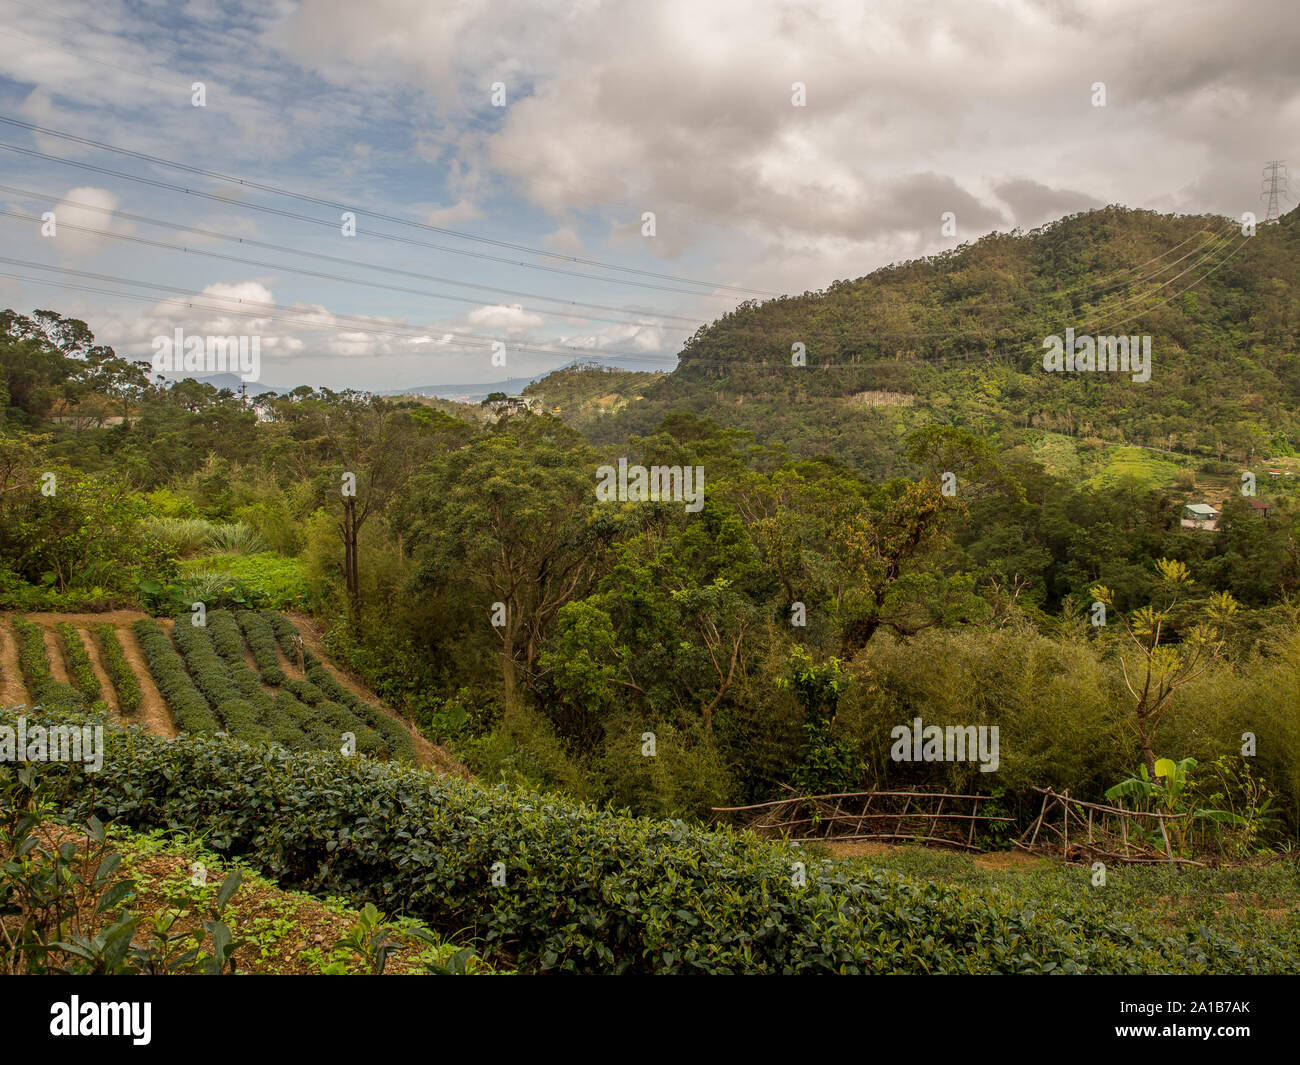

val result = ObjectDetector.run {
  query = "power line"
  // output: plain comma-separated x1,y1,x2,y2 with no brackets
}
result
0,264,1012,379
670,229,1255,371
0,211,1248,380
0,184,702,324
0,201,700,332
1088,230,1251,334
0,7,1266,324
1077,226,1241,326
0,134,1243,323
0,114,779,298
0,256,681,363
1,220,1251,382
0,140,751,301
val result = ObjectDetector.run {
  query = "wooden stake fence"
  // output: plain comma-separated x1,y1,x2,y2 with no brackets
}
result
712,789,1016,851
714,786,1206,865
1015,788,1204,866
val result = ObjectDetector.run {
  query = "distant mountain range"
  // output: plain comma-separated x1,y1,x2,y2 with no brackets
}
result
380,357,673,402
175,371,533,403
383,376,539,402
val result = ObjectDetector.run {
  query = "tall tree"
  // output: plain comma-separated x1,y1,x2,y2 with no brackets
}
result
404,417,610,721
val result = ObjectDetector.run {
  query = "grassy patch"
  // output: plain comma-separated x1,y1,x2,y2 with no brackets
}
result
833,844,1300,947
1086,445,1186,490
179,553,309,609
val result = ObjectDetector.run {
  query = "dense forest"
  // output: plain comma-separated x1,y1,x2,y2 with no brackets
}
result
3,204,1300,846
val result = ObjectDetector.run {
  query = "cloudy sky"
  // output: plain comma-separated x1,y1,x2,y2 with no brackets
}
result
0,0,1294,390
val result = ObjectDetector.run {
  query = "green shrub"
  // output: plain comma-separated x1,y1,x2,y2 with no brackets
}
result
20,711,1299,976
235,610,285,684
57,623,101,700
11,618,85,714
265,610,313,664
11,617,52,691
131,618,218,733
316,699,387,757
203,523,269,556
597,718,730,819
95,624,141,715
141,516,211,556
181,554,307,609
284,677,322,706
267,690,329,750
205,611,266,698
259,612,413,760
304,664,414,760
170,617,249,713
842,625,1129,827
216,698,273,744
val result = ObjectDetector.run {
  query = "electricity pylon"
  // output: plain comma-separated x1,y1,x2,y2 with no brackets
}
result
1261,161,1289,223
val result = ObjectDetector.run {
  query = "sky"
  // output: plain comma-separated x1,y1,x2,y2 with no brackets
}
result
0,0,1295,391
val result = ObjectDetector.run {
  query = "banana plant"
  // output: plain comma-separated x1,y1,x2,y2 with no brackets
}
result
1106,757,1198,855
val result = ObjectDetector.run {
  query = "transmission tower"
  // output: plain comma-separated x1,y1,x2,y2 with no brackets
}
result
1261,160,1289,222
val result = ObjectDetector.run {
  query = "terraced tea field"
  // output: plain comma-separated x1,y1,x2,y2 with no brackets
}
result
0,609,460,774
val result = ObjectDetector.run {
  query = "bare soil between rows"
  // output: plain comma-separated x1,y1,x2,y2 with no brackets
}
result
1,610,462,774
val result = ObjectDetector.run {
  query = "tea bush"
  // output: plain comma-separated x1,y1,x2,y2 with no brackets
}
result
255,610,413,760
11,618,86,714
205,611,271,700
12,617,51,691
57,623,100,701
304,665,414,760
95,624,141,714
18,710,1298,976
235,609,285,685
170,618,249,711
163,616,398,756
282,677,387,756
132,618,219,733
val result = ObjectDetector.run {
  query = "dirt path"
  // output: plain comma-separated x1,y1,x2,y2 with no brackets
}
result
78,627,118,714
973,850,1046,871
21,610,150,627
116,625,177,738
277,646,300,677
42,626,71,686
0,618,28,707
287,612,468,778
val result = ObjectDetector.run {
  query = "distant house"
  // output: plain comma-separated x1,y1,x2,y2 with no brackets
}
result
1181,503,1219,531
1249,499,1273,517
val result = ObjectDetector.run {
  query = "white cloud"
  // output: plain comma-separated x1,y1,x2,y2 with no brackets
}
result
44,187,132,254
465,303,546,331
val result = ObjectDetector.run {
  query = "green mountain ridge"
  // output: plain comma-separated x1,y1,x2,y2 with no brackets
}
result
548,205,1299,477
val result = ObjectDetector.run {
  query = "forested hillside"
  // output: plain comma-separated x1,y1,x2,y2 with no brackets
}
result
574,205,1300,477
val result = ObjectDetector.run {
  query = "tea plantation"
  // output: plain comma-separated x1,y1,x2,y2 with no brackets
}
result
1,611,417,762
13,707,1299,976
